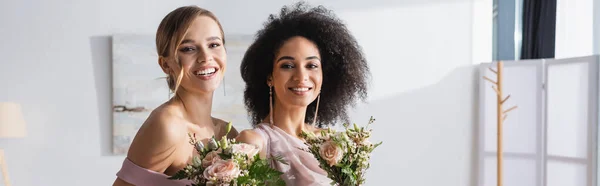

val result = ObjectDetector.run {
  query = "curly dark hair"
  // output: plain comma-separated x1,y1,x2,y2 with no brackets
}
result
240,2,370,127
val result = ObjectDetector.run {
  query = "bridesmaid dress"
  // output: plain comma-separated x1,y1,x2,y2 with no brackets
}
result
253,123,333,186
115,158,193,186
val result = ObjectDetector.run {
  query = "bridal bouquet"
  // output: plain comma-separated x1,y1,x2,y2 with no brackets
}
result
169,123,286,186
301,116,382,186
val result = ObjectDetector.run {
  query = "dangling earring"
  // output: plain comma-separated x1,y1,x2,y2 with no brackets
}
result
223,75,227,96
312,92,321,126
269,85,274,125
166,75,174,99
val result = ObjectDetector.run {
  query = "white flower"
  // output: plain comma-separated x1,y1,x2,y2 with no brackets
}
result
362,139,372,147
208,138,219,150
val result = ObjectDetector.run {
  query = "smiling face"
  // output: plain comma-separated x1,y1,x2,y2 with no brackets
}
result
269,36,323,108
160,15,226,94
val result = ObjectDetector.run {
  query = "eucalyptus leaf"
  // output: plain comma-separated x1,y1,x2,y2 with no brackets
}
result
168,170,188,180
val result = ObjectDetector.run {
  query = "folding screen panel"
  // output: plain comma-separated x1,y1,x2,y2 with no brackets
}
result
477,55,599,186
545,56,598,186
478,60,544,186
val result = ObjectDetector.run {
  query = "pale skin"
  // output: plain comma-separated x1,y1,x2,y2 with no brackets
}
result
236,36,326,159
113,16,238,186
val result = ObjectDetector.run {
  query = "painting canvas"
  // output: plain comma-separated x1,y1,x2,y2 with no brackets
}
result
112,34,254,155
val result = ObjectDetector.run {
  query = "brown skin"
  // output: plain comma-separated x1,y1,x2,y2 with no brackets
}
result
113,16,238,186
236,36,325,158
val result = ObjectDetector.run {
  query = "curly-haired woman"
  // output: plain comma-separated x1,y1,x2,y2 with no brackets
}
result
236,2,371,185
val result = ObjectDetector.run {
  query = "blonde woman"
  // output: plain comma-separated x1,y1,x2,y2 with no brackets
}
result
113,6,238,186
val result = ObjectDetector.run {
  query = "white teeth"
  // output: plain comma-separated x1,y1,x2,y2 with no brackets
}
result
291,88,310,91
196,68,216,76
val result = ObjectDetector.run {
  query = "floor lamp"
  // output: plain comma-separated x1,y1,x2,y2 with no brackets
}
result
0,102,27,186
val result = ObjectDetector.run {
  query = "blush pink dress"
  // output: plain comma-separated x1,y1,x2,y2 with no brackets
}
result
115,158,193,186
253,123,332,186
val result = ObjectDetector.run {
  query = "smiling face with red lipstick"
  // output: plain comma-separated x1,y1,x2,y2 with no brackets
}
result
269,36,323,109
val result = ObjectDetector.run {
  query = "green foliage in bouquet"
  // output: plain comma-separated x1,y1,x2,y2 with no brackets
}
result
301,116,382,186
169,123,286,186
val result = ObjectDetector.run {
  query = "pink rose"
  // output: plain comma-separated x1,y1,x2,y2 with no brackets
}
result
203,159,241,183
202,151,222,168
319,140,344,167
231,143,259,158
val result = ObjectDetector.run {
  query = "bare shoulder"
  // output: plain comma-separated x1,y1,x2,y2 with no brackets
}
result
138,105,188,147
236,129,264,149
126,105,188,171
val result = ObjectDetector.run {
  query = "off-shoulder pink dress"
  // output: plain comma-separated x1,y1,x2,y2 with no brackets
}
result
253,123,332,186
115,158,193,186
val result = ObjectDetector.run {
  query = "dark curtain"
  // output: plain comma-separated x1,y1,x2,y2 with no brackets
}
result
520,0,557,59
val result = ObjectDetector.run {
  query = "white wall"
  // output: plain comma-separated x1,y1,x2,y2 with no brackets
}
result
472,0,493,64
0,0,483,185
595,0,600,55
335,1,480,185
0,0,206,185
555,0,595,59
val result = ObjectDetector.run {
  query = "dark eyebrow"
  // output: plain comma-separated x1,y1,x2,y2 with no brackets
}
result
306,56,321,61
276,56,321,63
276,56,295,62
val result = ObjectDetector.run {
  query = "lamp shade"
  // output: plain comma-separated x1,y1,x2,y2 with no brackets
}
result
0,102,27,138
